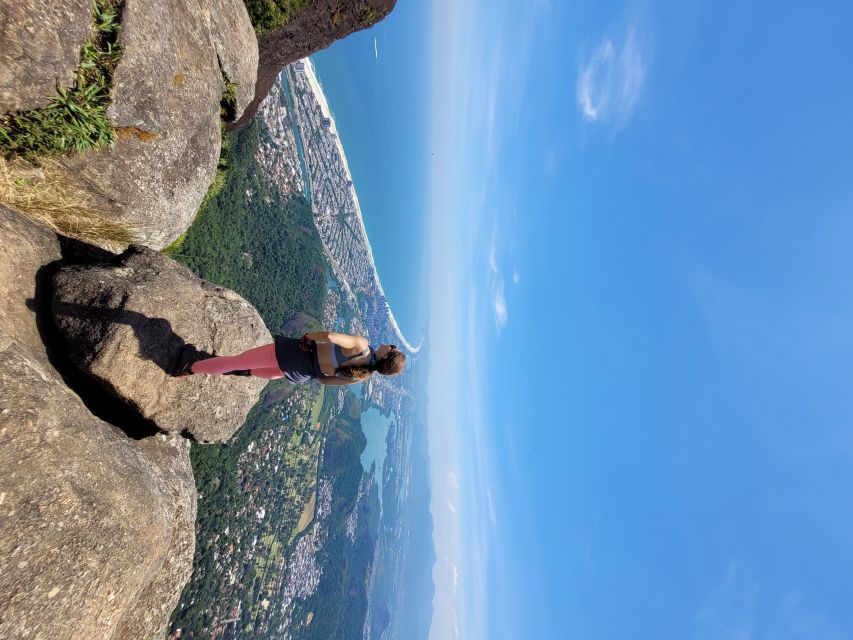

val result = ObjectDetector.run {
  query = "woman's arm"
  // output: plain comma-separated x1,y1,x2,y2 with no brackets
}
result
318,376,356,386
303,331,369,354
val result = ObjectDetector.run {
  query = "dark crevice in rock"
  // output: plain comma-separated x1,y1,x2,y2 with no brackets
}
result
216,57,239,123
27,238,161,439
59,234,118,264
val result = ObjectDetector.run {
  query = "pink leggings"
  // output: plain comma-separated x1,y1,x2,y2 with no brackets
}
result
190,343,284,380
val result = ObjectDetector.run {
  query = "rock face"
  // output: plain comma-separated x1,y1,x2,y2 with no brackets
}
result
0,205,197,640
232,0,397,129
52,245,271,443
0,0,92,113
279,311,321,337
53,0,259,249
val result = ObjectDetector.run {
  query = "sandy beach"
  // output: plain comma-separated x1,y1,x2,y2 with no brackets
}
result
300,58,421,353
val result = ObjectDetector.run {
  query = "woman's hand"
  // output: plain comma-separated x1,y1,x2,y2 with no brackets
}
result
304,331,368,353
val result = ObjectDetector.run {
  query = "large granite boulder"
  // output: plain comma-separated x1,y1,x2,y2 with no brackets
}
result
0,205,197,640
0,0,92,113
52,245,271,443
53,0,259,249
233,0,397,129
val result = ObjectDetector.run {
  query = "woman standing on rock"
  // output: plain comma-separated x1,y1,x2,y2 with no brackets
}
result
175,332,405,385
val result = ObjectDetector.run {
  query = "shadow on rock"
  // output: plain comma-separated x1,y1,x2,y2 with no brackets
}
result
49,300,214,375
43,242,271,443
25,239,211,439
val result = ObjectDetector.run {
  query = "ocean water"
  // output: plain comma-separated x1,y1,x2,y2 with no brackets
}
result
310,3,431,342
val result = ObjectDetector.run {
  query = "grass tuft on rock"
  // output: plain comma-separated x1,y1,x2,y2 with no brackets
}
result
0,157,133,250
220,77,238,123
0,0,124,159
243,0,310,34
201,122,232,209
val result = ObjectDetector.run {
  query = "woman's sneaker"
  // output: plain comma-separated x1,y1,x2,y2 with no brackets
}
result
172,346,213,378
172,360,196,378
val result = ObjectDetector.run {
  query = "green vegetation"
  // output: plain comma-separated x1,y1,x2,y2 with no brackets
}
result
220,77,238,122
197,121,231,215
241,0,386,35
250,532,284,612
0,0,123,158
360,6,379,26
243,0,310,34
163,118,326,329
288,392,379,640
170,381,323,636
309,387,325,425
0,156,132,249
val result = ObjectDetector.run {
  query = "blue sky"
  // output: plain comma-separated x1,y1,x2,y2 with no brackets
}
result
319,0,853,638
422,0,853,638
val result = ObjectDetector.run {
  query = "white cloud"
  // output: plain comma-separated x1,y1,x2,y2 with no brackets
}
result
488,233,498,273
512,268,520,284
374,37,379,59
448,471,459,489
493,280,508,329
577,25,647,128
696,561,758,640
488,229,509,330
577,38,616,121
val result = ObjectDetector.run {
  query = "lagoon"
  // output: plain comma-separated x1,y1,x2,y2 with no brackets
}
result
359,405,394,506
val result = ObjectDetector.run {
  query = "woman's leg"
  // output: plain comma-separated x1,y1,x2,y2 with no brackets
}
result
250,367,285,380
191,343,280,375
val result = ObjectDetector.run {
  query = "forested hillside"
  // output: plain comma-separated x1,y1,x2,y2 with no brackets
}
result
165,119,326,330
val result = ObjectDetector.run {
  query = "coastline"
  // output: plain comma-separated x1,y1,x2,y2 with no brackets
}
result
302,57,421,353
